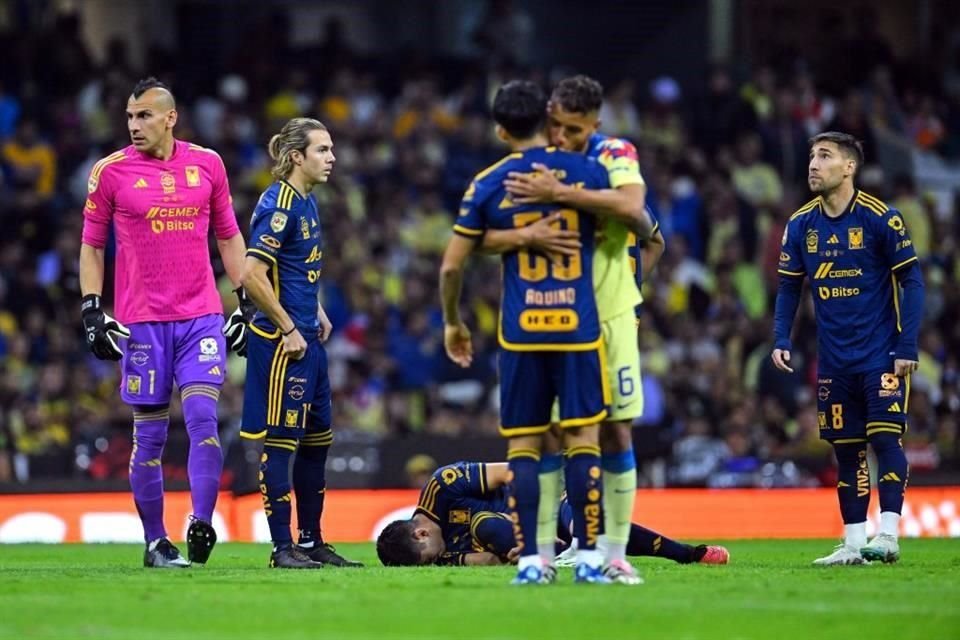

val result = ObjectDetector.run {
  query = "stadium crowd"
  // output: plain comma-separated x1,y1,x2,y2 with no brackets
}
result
0,11,958,488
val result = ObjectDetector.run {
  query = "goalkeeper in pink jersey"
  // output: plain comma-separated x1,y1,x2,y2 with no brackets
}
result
79,78,251,568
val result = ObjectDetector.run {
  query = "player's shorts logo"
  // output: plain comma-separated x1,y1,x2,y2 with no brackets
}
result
198,337,221,363
880,373,899,390
130,351,149,366
271,212,288,232
806,230,818,253
126,375,142,395
779,251,791,263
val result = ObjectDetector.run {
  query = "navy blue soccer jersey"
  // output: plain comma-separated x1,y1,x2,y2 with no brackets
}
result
414,461,507,563
777,190,919,373
454,146,610,350
247,180,323,335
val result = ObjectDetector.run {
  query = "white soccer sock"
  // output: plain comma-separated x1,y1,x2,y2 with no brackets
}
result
879,511,901,537
517,555,543,572
844,522,867,549
576,548,603,569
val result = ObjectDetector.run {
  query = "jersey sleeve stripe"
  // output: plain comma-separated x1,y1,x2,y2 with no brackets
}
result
90,154,127,180
473,152,523,181
789,197,820,220
855,193,886,216
777,269,805,277
478,464,487,494
891,274,902,332
453,224,483,237
891,256,918,272
247,248,278,265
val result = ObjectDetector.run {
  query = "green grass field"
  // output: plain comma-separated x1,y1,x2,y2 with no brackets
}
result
2,540,959,640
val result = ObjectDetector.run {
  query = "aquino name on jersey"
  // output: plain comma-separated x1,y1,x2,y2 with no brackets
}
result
247,180,323,337
778,190,919,372
454,146,610,350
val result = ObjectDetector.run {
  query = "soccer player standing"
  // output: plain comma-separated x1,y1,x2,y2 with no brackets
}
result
494,76,663,583
441,81,612,584
773,131,924,565
238,117,361,569
79,78,248,567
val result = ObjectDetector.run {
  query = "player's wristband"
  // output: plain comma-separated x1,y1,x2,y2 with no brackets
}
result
81,294,102,317
281,326,296,336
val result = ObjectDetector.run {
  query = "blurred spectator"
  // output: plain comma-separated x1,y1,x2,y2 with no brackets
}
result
0,3,957,491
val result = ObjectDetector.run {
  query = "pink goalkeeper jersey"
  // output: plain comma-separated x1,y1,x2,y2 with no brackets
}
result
81,140,240,324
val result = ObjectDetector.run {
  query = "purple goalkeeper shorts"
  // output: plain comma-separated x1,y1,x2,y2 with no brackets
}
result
119,314,226,405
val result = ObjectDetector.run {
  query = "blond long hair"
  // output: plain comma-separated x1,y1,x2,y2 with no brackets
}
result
268,117,327,180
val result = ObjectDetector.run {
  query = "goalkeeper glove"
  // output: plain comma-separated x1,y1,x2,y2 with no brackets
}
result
81,294,130,361
223,286,257,356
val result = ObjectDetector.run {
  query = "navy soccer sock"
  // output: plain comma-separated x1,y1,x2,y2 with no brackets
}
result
294,430,333,547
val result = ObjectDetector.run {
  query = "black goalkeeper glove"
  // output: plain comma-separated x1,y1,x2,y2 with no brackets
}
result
223,286,257,357
81,294,130,361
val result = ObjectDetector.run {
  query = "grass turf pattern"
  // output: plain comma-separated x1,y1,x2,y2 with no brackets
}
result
1,539,958,639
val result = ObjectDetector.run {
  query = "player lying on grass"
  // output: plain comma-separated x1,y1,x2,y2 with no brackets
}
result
376,461,728,567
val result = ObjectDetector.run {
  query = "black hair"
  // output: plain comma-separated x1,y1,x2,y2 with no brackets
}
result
809,131,864,169
551,75,604,114
492,80,547,139
376,520,422,566
131,77,173,101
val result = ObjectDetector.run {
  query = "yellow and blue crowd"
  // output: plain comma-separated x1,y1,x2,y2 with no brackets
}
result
0,12,958,488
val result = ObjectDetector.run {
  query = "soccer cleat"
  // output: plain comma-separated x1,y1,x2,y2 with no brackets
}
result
574,563,612,584
554,539,578,567
812,542,869,566
695,545,730,565
144,538,191,569
541,564,558,584
860,534,900,564
300,542,363,567
269,546,325,569
603,559,644,585
186,517,217,565
511,565,546,585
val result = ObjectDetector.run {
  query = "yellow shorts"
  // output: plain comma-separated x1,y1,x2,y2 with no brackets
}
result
551,310,642,423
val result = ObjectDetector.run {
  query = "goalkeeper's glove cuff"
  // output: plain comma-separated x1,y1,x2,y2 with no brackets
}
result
81,293,102,318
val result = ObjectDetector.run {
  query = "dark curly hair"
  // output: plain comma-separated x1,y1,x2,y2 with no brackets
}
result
376,520,422,566
550,75,604,114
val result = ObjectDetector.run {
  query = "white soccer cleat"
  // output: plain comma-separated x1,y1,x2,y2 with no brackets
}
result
554,538,578,567
860,534,900,564
603,558,644,585
812,542,869,566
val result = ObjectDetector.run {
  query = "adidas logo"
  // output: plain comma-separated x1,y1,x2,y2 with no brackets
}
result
880,472,902,483
827,234,840,244
134,178,148,188
207,366,221,376
498,195,515,209
887,402,902,413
